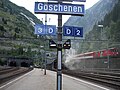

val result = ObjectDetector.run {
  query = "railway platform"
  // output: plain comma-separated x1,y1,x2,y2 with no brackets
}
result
0,68,111,90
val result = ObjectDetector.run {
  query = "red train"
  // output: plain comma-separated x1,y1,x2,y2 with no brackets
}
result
74,48,120,60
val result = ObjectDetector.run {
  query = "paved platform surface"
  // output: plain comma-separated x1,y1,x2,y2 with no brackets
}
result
0,68,111,90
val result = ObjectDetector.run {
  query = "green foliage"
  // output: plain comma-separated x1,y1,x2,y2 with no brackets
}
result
0,58,6,66
77,1,120,53
0,0,45,61
65,0,118,34
0,0,42,38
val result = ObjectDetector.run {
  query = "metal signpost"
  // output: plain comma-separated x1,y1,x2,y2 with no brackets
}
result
44,14,47,75
57,1,62,89
34,0,85,90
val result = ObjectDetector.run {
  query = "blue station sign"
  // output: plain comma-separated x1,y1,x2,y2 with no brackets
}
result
34,2,85,16
34,25,46,35
63,26,74,36
74,26,83,37
47,25,56,35
63,26,83,37
48,0,86,2
34,24,56,36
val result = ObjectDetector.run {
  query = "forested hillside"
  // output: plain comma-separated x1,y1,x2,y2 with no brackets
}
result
78,0,120,53
0,0,43,64
0,0,42,38
65,0,118,34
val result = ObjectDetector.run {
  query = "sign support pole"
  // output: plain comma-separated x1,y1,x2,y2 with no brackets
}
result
34,1,85,90
44,14,47,75
57,0,62,90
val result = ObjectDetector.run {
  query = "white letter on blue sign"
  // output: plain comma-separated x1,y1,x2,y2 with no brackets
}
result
78,6,82,12
64,6,68,12
54,5,58,11
44,4,48,11
73,6,77,12
38,3,43,10
49,5,53,11
66,29,71,34
49,28,53,33
76,30,81,35
38,28,43,33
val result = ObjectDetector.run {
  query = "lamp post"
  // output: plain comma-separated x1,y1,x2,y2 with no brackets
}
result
40,46,44,71
41,14,51,75
98,24,103,40
98,24,110,69
40,36,47,75
107,42,110,69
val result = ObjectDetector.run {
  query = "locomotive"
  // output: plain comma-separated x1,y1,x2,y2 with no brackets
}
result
67,48,120,69
74,48,120,60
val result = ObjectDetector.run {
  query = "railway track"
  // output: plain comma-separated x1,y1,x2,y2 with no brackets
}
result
0,67,33,85
62,69,120,89
0,67,19,75
0,67,11,71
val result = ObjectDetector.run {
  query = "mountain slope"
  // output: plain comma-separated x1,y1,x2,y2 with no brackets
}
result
86,0,120,43
0,0,44,60
78,0,120,53
64,0,118,34
0,0,42,38
64,1,120,70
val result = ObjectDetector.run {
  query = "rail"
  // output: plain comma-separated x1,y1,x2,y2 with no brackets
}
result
62,69,120,89
0,67,33,84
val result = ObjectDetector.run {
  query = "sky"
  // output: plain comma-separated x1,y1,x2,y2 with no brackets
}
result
10,0,100,26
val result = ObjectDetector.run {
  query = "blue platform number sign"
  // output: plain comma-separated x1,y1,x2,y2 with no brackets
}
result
47,25,56,36
63,26,74,36
63,26,83,37
34,24,56,35
74,27,83,37
34,24,46,35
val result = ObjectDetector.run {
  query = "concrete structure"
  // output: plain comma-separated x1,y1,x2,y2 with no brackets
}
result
0,69,111,90
7,57,33,67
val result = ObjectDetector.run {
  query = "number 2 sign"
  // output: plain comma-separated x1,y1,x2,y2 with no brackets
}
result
74,27,83,37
